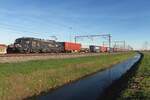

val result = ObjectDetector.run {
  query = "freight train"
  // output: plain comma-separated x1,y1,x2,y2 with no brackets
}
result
7,37,82,53
7,37,128,54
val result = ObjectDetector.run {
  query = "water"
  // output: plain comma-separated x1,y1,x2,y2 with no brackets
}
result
36,53,141,100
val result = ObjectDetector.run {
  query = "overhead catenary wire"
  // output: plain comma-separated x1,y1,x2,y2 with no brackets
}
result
0,17,78,40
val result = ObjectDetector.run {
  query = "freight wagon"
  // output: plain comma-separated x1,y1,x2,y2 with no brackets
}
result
113,48,123,52
80,45,90,53
89,45,109,53
113,48,117,52
58,42,81,52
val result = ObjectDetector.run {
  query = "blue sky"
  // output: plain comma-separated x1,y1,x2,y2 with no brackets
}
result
0,0,150,49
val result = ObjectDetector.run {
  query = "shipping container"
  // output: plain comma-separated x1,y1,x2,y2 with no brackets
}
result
89,45,100,53
100,46,108,52
58,42,81,52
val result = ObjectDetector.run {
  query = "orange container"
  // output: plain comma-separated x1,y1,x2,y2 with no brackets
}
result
64,42,81,51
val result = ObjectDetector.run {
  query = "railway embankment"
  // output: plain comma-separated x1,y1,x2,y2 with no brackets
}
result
0,53,102,63
0,52,125,63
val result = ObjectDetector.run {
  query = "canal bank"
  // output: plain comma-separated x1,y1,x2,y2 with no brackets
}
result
98,53,143,100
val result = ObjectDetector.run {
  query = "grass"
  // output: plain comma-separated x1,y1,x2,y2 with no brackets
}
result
118,52,150,100
0,52,135,100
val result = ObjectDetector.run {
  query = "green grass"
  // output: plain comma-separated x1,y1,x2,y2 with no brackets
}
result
0,53,135,100
118,52,150,100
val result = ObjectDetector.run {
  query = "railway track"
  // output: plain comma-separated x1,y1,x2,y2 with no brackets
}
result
0,53,98,57
0,52,126,63
0,53,104,63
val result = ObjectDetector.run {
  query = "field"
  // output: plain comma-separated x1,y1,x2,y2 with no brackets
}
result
0,52,135,100
118,52,150,100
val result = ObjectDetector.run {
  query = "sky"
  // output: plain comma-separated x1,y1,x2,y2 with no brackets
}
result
0,0,150,50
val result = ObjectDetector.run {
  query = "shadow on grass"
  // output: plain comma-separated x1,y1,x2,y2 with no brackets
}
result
98,53,144,100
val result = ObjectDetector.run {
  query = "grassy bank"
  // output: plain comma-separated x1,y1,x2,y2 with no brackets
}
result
118,52,150,100
0,53,135,100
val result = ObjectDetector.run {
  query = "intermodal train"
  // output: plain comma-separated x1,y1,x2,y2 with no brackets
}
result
7,37,127,53
7,37,81,53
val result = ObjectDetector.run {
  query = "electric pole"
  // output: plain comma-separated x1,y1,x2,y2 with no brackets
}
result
74,34,112,52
